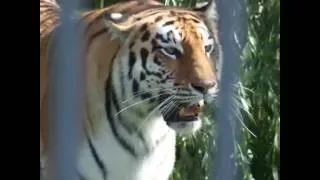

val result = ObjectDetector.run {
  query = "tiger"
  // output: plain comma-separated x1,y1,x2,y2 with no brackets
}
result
40,0,222,179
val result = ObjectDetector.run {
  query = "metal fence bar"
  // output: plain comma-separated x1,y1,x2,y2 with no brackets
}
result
212,0,248,179
48,0,84,179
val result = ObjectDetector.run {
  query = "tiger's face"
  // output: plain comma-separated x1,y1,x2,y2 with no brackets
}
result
106,6,220,135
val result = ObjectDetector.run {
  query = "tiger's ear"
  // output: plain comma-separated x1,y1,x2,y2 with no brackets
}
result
103,12,135,40
193,0,218,22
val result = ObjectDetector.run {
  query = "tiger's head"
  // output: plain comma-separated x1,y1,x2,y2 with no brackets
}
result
105,0,221,135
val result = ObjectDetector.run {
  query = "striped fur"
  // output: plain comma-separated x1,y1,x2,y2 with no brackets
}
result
40,0,221,179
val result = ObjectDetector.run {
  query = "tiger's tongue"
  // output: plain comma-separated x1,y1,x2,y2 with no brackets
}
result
178,104,201,117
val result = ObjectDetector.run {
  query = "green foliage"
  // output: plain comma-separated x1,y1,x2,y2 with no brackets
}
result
241,0,280,179
89,0,280,179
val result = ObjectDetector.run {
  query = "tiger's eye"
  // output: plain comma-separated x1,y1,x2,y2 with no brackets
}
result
205,45,213,53
164,47,176,55
160,47,182,59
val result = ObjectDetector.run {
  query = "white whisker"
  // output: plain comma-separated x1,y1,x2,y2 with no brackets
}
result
134,96,174,132
161,99,178,117
162,101,179,118
229,92,256,138
114,92,168,118
121,85,186,103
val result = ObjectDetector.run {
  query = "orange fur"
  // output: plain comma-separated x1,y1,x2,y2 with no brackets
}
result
40,0,165,157
40,0,220,173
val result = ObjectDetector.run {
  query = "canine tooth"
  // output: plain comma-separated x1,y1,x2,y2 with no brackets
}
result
198,100,204,107
179,107,185,116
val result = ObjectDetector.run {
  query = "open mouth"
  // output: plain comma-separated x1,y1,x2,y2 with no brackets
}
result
177,103,201,121
162,102,202,123
159,92,203,123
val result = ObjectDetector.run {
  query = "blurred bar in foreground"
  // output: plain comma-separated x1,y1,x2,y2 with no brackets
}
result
212,0,248,179
47,0,84,180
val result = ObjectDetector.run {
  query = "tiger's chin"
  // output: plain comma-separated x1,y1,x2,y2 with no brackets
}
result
166,118,202,135
163,102,203,135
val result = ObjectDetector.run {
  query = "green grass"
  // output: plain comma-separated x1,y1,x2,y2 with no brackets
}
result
89,0,280,179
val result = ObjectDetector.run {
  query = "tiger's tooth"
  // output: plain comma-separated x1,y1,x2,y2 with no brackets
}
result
110,33,118,41
198,100,204,107
179,107,185,116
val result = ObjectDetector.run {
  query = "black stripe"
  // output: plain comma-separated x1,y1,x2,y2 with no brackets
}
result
167,30,176,44
140,48,149,71
128,51,136,79
111,84,121,116
162,20,175,27
139,23,148,32
111,84,135,134
155,16,163,22
155,33,169,43
141,31,151,42
110,82,147,154
140,47,163,79
140,72,146,81
87,136,107,180
141,92,152,100
107,69,151,155
148,71,163,79
105,78,138,157
153,56,162,66
188,18,201,24
151,39,158,52
132,79,140,94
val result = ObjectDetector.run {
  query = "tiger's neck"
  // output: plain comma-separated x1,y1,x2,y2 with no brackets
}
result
84,33,176,158
79,55,176,180
102,60,175,156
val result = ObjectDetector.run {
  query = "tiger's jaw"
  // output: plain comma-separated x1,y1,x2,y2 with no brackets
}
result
165,104,201,135
159,85,218,135
164,101,204,135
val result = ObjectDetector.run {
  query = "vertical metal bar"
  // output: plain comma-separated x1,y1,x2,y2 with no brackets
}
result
48,0,83,180
212,0,248,179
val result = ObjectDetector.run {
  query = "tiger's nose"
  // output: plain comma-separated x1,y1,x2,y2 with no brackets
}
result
190,80,217,94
